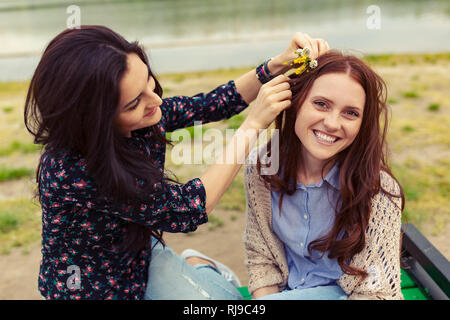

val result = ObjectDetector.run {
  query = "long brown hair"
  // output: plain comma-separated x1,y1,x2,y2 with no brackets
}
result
24,26,171,256
257,51,405,278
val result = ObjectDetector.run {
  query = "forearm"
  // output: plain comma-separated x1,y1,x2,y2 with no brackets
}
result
234,55,286,104
252,285,279,299
200,120,258,214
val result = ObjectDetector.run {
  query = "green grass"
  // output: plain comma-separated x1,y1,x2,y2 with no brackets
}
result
0,198,41,254
0,81,29,99
428,103,440,111
401,125,415,132
207,214,225,231
363,52,450,66
223,113,245,130
217,173,246,212
387,98,398,104
1,106,14,113
403,91,420,98
392,159,450,234
0,211,20,233
0,167,34,182
0,141,41,156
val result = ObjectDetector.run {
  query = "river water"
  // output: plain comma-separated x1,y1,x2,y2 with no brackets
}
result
0,0,449,81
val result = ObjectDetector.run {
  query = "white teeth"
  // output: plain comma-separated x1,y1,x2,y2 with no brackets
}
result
314,130,338,143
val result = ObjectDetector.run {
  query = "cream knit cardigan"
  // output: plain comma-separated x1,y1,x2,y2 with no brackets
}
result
243,148,404,300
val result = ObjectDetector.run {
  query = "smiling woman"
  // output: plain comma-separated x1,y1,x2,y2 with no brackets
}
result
244,51,406,300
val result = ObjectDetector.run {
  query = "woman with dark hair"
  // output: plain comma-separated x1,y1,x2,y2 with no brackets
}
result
25,25,329,299
243,51,405,300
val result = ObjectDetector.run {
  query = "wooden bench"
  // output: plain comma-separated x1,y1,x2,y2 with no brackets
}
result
237,223,450,300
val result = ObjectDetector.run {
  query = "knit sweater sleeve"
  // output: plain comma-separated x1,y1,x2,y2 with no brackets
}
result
339,171,404,300
243,150,287,295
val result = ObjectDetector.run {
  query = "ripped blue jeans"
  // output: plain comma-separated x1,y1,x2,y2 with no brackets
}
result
144,238,243,300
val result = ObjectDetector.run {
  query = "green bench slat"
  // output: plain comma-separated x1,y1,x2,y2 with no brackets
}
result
402,287,428,300
401,268,417,288
237,286,252,300
236,268,428,300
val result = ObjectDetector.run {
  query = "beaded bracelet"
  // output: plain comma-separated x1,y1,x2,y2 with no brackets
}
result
256,58,274,84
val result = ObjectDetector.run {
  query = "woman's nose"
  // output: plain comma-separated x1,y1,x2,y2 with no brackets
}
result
323,113,340,131
148,91,163,107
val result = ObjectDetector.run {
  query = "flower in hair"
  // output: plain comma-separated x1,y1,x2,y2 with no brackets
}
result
283,47,318,77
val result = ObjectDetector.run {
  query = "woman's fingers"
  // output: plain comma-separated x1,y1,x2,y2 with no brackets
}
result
276,99,292,112
271,89,292,103
292,33,330,59
302,33,319,59
264,74,289,86
265,81,290,95
316,38,330,56
247,75,292,129
260,76,291,102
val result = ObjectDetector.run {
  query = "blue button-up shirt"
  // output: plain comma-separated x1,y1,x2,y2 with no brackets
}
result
271,163,344,290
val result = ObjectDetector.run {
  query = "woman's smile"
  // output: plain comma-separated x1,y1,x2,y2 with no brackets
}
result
312,129,340,145
144,107,158,118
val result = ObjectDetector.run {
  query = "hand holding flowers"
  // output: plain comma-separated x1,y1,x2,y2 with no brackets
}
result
266,32,330,76
283,47,319,77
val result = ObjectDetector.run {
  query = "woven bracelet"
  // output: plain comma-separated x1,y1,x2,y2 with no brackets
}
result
256,58,274,84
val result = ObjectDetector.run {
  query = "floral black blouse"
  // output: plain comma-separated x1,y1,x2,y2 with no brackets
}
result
38,81,248,300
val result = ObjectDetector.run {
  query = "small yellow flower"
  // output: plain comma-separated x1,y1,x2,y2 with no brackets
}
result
295,64,306,74
293,56,307,65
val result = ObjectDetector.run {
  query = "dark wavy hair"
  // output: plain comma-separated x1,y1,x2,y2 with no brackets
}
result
257,50,405,278
24,25,170,256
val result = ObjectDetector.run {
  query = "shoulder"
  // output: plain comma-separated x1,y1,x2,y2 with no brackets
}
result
379,170,401,197
40,148,95,194
41,148,84,176
376,170,403,209
368,170,403,226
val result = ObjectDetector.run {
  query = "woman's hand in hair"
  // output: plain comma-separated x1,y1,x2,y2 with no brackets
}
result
243,74,292,131
268,32,330,75
200,75,291,214
234,33,328,105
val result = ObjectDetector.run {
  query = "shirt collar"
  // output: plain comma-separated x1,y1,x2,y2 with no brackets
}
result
324,162,341,191
295,162,341,191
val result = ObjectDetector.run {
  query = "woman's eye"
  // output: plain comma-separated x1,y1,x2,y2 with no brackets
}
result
345,110,359,117
128,100,140,111
314,101,327,109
